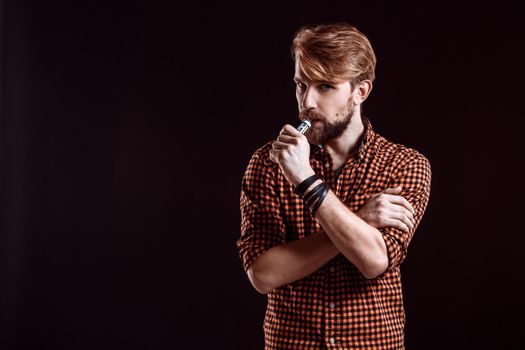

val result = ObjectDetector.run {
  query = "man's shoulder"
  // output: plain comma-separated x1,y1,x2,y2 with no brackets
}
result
250,141,274,160
374,133,431,170
244,140,279,173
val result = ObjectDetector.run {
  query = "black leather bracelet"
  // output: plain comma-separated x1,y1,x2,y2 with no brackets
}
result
293,174,320,196
311,183,329,214
304,183,325,206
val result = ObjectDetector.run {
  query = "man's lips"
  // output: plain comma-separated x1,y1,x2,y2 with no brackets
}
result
299,112,323,123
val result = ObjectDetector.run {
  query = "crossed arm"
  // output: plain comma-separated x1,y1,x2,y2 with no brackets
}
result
248,230,339,294
247,185,416,294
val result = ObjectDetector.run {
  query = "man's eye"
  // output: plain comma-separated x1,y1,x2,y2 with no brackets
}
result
296,82,306,90
320,84,334,91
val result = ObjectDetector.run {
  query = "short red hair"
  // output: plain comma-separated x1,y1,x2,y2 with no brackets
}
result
292,23,377,87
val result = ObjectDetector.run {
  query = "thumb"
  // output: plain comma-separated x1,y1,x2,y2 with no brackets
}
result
383,186,402,194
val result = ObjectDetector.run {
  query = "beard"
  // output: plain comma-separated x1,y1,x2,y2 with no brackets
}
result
301,101,356,145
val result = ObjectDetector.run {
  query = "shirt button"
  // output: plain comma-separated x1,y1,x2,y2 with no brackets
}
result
329,303,336,309
329,337,335,344
329,267,335,272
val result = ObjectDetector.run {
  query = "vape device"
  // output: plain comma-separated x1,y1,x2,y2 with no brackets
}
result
296,120,311,134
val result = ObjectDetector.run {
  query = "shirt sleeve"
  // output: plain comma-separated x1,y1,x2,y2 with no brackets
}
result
236,149,286,273
379,151,432,271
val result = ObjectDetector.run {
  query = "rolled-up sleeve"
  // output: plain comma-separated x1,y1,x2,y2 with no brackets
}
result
380,152,432,271
236,149,286,273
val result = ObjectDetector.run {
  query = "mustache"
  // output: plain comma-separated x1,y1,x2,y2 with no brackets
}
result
299,110,325,121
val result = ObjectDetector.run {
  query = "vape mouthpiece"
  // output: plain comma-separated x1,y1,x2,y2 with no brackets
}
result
297,120,311,134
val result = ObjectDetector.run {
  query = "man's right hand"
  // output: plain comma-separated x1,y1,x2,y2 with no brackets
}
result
356,186,415,233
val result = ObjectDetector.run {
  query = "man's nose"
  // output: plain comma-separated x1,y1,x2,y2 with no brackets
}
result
301,88,318,109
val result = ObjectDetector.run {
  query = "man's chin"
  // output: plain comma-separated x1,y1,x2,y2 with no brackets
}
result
306,133,327,146
306,125,324,143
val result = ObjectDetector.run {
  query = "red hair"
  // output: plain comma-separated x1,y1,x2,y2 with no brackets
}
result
292,23,377,87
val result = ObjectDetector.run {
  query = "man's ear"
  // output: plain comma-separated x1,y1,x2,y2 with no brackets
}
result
352,80,373,105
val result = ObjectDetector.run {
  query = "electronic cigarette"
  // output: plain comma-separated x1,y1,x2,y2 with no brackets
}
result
296,120,311,134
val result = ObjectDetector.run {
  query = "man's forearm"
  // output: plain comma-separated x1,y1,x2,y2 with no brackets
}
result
315,190,388,279
248,231,339,294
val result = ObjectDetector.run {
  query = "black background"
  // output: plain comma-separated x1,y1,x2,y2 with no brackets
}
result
1,1,524,349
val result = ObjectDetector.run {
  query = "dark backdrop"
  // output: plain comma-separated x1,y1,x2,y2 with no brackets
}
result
1,1,524,349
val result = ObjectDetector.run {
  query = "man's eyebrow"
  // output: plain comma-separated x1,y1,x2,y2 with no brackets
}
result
294,77,336,85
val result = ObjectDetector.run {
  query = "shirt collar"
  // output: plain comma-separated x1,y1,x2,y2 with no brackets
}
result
311,115,374,162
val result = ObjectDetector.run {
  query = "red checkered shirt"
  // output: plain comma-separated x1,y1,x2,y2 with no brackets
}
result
237,116,432,349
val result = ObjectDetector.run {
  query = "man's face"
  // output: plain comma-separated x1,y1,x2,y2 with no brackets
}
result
294,62,356,145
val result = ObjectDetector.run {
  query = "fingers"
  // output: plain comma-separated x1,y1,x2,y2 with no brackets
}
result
382,186,402,194
391,211,414,231
382,193,415,214
272,129,302,150
272,141,289,150
385,218,411,233
381,187,414,215
269,149,278,163
281,124,303,137
269,148,286,163
276,134,297,144
387,197,416,227
393,205,416,226
272,134,299,150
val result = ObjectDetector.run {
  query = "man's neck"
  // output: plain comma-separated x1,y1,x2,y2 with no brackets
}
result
323,112,365,167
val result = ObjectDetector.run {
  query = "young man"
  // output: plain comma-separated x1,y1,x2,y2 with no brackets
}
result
236,23,431,349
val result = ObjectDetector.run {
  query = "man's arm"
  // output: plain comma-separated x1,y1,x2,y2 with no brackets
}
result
237,145,341,294
267,125,388,279
312,152,431,278
314,190,389,279
249,193,423,288
247,230,338,294
269,124,431,280
247,186,416,293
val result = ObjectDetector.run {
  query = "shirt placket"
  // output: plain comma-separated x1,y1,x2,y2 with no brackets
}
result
335,157,359,202
320,149,335,189
316,149,341,348
324,260,343,348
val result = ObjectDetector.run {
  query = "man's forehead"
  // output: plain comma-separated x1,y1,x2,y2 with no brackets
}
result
293,69,324,83
293,72,344,85
293,62,345,84
293,63,310,81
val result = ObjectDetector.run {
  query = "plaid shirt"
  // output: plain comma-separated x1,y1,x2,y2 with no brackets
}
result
237,116,431,349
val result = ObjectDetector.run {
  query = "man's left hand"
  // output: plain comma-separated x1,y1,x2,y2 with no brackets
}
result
269,124,315,186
